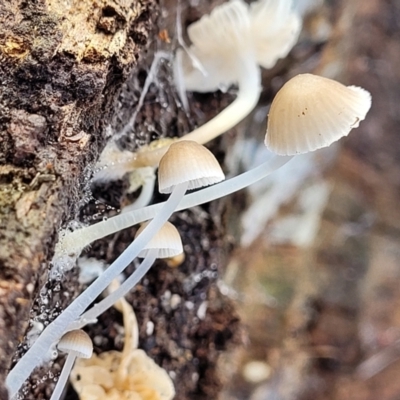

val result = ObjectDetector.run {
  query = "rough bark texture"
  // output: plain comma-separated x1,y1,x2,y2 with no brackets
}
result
0,0,156,395
1,0,241,399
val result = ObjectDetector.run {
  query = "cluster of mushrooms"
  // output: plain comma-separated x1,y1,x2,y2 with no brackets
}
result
6,0,372,399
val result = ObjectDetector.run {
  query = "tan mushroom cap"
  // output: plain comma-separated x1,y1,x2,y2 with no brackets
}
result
158,141,225,193
188,0,251,57
134,221,183,259
58,329,93,359
265,73,372,155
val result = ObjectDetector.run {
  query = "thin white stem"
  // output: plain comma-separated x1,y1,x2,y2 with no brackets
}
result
6,183,188,398
49,353,76,400
58,155,293,257
182,57,261,144
69,250,157,331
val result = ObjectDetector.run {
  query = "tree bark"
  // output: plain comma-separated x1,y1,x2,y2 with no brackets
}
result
0,0,240,399
0,0,155,396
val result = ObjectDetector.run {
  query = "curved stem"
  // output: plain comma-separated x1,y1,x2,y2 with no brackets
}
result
127,58,261,168
115,291,140,387
58,155,293,256
69,250,157,331
49,353,76,400
6,183,188,398
123,170,156,212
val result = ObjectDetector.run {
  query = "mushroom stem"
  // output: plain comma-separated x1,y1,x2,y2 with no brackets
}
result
126,57,261,168
6,183,188,399
49,353,76,400
58,154,292,257
69,249,158,331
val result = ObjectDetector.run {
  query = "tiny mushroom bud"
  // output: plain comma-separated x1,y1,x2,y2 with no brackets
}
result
50,330,93,400
165,252,186,268
265,73,372,155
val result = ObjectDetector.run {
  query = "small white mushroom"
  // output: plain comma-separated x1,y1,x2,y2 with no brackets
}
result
135,220,183,259
158,140,225,193
50,330,93,400
265,73,372,155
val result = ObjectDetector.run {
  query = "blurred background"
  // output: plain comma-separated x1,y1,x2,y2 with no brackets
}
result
215,0,400,399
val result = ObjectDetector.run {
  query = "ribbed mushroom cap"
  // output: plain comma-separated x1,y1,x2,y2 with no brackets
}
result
178,0,251,93
265,74,372,155
158,141,225,194
250,0,301,69
135,221,183,259
58,329,93,359
177,0,301,93
188,0,251,57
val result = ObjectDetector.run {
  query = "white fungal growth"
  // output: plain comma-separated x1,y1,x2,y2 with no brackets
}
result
70,289,175,400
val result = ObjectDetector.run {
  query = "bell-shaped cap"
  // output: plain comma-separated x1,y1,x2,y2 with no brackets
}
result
265,74,372,155
158,141,225,193
58,329,93,359
135,221,183,259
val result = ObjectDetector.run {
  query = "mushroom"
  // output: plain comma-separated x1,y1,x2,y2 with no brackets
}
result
70,221,183,331
50,330,93,400
265,73,372,155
